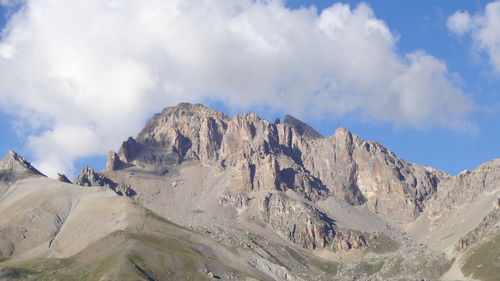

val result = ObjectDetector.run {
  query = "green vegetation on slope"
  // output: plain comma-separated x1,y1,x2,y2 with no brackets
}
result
356,261,383,276
461,233,500,281
366,233,399,254
0,206,267,281
284,246,339,275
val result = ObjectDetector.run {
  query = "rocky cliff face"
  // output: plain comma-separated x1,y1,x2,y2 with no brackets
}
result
302,128,445,221
259,192,368,251
0,151,45,196
430,159,500,215
0,103,497,281
74,166,135,196
110,103,444,223
120,103,228,166
0,151,45,177
56,173,72,184
260,192,335,249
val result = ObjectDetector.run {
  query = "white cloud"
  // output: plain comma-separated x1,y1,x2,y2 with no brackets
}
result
448,0,500,74
447,10,471,35
27,125,102,177
0,0,472,176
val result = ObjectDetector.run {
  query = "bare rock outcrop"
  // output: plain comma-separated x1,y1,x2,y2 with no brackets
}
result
259,193,368,251
74,166,111,187
114,103,329,201
259,193,334,249
56,173,72,184
283,114,323,139
104,151,129,171
0,151,45,177
124,103,228,166
74,166,135,196
331,230,367,251
0,151,45,196
108,103,446,222
301,128,444,222
429,159,500,216
1,103,497,280
455,207,500,251
218,192,250,210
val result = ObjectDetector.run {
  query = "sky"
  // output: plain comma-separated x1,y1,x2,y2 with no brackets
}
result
0,0,499,178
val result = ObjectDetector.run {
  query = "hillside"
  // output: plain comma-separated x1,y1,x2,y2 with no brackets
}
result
0,103,498,281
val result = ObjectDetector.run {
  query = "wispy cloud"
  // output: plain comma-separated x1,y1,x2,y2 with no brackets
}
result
448,0,500,74
0,0,472,176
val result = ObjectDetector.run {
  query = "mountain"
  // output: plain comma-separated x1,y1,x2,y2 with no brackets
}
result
0,103,498,281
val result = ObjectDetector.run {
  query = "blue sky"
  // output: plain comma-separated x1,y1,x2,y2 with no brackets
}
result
0,0,499,177
284,0,500,174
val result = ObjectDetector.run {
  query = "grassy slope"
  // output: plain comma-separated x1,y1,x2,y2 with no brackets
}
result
461,233,500,281
0,202,456,281
0,207,261,281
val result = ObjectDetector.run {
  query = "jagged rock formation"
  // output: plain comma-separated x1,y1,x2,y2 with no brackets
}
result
283,114,323,139
259,192,368,251
456,207,500,252
218,192,250,210
429,159,500,216
332,230,367,251
110,103,444,223
56,173,72,184
0,103,498,281
0,151,45,196
74,166,111,187
0,151,45,177
74,166,135,196
301,128,445,221
260,192,335,249
119,103,228,166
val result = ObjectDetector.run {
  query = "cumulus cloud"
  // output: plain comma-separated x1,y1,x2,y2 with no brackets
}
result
447,10,471,35
27,125,102,177
0,0,471,176
448,0,500,74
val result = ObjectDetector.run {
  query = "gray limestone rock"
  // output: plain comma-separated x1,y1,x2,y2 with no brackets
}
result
0,102,496,280
74,166,110,187
0,151,45,196
283,114,323,139
104,151,130,171
56,173,72,184
259,192,368,251
429,159,500,216
259,193,334,249
289,126,446,222
110,103,444,222
0,151,45,177
74,166,135,197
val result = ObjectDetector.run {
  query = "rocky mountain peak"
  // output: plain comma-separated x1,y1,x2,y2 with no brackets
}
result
118,102,229,166
0,102,490,280
428,158,500,215
332,126,363,148
56,173,72,184
74,166,135,196
0,151,45,176
74,166,103,187
106,103,448,222
161,102,227,117
334,126,352,140
335,126,348,134
284,114,323,139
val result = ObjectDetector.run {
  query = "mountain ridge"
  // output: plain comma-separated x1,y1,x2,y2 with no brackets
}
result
108,102,446,223
0,102,498,281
